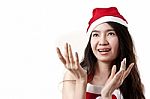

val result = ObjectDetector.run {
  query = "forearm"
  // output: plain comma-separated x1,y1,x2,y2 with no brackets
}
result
101,96,111,99
74,80,87,99
101,89,113,99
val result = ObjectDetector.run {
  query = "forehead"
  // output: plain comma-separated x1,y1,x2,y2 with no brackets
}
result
93,23,113,31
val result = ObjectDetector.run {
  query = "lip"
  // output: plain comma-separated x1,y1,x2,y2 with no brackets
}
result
97,47,111,51
97,47,111,55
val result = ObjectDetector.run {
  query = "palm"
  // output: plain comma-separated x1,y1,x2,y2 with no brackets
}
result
101,59,134,97
56,43,87,81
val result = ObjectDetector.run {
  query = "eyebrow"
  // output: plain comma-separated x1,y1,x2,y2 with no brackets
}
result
91,29,115,33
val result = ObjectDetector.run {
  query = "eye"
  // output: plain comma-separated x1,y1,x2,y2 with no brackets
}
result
108,32,116,36
92,33,99,37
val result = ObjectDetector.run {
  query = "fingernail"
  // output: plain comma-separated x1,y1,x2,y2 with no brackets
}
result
124,58,126,64
75,52,77,55
131,63,135,67
56,47,58,51
121,79,124,84
65,43,68,48
132,63,134,65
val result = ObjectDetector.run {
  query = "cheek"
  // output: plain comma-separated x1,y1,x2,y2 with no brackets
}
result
114,43,119,53
90,39,96,49
90,42,94,51
110,38,119,51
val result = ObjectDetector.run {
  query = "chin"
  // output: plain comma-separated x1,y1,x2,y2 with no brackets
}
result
97,57,115,63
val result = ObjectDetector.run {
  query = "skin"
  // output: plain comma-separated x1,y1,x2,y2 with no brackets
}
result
56,23,134,99
90,23,119,63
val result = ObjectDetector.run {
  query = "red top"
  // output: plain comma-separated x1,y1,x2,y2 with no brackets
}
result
86,83,123,99
86,92,117,99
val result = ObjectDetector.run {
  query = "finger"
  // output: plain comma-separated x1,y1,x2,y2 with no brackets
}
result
56,47,66,64
75,52,86,77
64,43,70,68
69,52,79,76
115,70,124,79
75,52,80,70
69,52,80,79
68,44,75,66
118,71,125,85
114,70,124,85
120,58,126,71
123,63,134,80
107,70,124,90
109,65,116,79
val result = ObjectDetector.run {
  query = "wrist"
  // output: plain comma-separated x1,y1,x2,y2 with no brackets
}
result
101,97,111,99
101,93,112,99
76,76,87,83
76,79,87,84
101,91,112,99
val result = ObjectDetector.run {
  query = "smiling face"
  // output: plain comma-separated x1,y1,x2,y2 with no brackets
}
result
90,23,119,63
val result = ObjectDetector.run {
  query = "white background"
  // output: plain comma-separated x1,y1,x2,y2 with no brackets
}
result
0,0,149,99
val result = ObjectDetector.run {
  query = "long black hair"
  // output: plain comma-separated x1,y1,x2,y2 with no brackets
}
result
80,22,145,99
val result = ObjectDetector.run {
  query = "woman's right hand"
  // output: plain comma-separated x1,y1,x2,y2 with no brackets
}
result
56,43,87,83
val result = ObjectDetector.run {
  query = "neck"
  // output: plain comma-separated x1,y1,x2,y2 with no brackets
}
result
95,60,112,77
91,61,113,86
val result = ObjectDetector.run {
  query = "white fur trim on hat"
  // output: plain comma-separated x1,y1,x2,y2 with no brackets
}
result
86,16,128,40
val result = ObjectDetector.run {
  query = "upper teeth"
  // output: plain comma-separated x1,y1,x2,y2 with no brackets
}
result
98,49,110,52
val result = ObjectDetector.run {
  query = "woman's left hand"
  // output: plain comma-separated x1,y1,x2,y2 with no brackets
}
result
101,58,134,98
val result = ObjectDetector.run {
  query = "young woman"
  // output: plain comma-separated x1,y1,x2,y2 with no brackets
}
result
56,7,145,99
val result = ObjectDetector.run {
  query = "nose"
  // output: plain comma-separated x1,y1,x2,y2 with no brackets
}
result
99,35,109,46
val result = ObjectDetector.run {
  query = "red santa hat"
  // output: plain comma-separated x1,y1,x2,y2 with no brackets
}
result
86,7,128,38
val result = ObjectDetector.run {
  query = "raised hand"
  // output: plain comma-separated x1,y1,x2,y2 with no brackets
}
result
56,43,87,82
101,58,134,98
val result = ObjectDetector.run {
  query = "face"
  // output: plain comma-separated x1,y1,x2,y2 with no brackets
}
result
90,23,119,63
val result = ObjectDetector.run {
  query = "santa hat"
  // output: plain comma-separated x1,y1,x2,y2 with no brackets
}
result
86,7,128,38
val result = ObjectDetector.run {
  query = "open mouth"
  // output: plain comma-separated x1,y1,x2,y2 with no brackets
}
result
98,48,111,52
